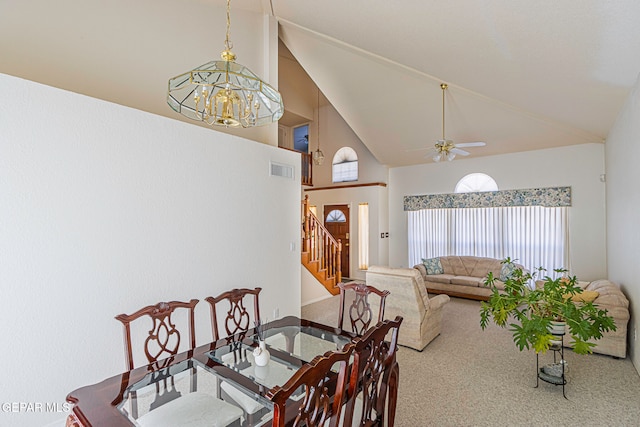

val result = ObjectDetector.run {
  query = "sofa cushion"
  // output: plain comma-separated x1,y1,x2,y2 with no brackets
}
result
450,276,484,287
422,257,444,275
439,256,468,276
491,279,506,291
466,257,502,278
425,274,455,284
586,279,629,308
439,256,502,278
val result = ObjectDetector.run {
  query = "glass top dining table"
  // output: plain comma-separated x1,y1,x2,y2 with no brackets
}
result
65,316,355,427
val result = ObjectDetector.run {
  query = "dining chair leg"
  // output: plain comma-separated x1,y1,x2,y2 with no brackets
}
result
387,362,400,427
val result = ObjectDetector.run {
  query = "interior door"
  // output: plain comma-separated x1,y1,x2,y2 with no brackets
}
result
324,204,350,278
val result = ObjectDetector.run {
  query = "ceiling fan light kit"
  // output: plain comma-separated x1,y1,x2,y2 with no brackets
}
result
431,83,485,162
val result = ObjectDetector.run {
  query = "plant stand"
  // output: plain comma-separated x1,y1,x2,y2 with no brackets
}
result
535,333,567,399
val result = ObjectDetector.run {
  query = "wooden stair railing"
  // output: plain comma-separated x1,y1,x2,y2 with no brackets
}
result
301,195,342,295
300,152,312,186
278,147,313,186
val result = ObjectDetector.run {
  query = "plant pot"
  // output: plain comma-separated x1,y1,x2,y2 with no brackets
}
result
549,320,566,335
542,360,569,377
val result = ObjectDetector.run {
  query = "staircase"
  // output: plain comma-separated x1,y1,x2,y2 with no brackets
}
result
301,195,342,295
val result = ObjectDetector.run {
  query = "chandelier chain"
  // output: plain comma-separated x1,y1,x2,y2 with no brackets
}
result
224,0,233,51
312,87,325,165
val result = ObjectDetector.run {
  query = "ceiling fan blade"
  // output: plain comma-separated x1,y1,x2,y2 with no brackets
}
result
451,147,470,156
424,150,438,159
455,141,486,148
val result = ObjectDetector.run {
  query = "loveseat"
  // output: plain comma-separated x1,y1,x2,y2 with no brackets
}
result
413,256,526,301
366,265,450,351
550,279,630,358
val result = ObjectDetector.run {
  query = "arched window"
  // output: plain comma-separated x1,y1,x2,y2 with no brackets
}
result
325,210,346,223
332,147,358,183
455,173,498,193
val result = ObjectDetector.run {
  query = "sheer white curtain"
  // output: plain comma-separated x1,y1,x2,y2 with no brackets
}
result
408,206,569,275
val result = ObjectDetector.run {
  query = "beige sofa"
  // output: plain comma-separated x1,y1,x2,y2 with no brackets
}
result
414,256,526,301
366,266,450,351
562,279,629,358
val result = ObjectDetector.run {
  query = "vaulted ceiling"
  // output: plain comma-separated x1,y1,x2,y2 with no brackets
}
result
3,1,640,167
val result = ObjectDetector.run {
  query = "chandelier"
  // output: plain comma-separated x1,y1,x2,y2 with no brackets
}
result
167,0,284,128
312,88,325,165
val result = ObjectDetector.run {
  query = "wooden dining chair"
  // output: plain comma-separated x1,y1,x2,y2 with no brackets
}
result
344,316,403,427
206,288,265,425
115,300,199,371
337,281,390,335
206,287,262,342
267,343,356,427
115,299,243,426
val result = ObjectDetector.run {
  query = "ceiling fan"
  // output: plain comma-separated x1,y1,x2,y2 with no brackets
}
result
431,83,486,162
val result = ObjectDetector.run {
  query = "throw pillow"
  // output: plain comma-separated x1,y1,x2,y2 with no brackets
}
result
499,263,516,282
422,257,444,275
565,290,600,303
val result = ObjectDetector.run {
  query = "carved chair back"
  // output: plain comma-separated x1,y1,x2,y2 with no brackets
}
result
267,343,355,427
205,287,262,342
115,299,199,419
338,282,390,336
345,316,403,427
115,299,199,370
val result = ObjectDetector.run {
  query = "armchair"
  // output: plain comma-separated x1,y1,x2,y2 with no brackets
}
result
366,266,450,351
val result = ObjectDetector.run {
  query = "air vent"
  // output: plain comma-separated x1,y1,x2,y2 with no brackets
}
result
270,161,294,179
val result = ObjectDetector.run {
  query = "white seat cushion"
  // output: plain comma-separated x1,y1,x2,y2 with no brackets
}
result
136,391,243,427
221,381,265,415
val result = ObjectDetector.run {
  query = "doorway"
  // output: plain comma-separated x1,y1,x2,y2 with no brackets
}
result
323,204,350,279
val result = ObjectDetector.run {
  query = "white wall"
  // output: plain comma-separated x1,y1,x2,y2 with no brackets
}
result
310,104,388,188
389,143,607,280
301,267,330,306
606,72,640,373
0,73,301,426
279,50,315,123
0,2,280,147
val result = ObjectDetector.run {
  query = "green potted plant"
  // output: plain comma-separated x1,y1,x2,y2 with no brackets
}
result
479,258,616,354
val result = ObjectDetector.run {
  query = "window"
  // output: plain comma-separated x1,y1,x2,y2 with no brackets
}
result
326,210,346,223
408,206,569,277
455,173,498,193
332,147,358,183
293,124,309,153
358,203,369,270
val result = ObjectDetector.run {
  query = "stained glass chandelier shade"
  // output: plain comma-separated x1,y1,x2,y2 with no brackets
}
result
167,0,283,128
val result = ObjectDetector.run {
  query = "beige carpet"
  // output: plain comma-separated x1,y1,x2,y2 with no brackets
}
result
302,295,640,427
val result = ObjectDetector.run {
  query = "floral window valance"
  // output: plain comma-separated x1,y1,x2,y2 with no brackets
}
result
403,186,571,211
